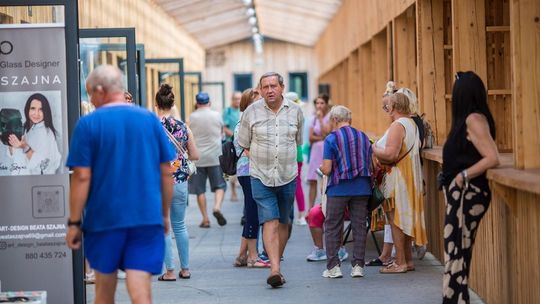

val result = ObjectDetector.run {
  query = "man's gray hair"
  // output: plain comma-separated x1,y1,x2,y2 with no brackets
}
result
259,72,284,87
86,65,126,93
329,105,352,123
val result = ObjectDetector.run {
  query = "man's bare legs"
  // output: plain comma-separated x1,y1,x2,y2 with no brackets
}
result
125,269,152,304
278,223,289,258
213,189,225,212
94,271,118,304
196,194,209,225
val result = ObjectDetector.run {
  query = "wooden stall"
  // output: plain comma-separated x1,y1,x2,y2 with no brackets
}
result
314,0,540,302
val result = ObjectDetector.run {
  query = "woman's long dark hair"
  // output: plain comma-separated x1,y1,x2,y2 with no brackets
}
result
448,71,496,141
24,93,58,137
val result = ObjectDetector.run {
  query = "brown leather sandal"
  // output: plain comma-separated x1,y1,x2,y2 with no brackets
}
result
379,262,408,274
267,272,285,288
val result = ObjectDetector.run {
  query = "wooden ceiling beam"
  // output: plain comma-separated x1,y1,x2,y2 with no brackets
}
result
188,18,250,36
181,7,248,32
255,2,332,20
201,32,252,49
166,1,244,24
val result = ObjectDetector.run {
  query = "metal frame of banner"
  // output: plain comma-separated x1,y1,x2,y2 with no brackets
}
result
77,42,147,107
1,1,83,303
146,58,185,121
79,28,138,105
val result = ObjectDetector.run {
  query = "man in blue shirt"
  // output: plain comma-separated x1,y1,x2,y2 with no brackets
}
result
65,65,175,303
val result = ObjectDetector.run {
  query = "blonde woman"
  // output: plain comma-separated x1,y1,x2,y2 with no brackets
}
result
372,91,427,273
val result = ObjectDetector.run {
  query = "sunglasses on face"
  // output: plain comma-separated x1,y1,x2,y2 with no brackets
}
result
382,104,391,112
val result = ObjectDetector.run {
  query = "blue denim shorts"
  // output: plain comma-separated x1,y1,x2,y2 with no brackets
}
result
84,225,164,275
250,178,296,224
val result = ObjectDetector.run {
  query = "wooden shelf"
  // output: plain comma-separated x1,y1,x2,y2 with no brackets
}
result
486,26,510,32
422,146,444,163
488,89,512,95
422,148,513,166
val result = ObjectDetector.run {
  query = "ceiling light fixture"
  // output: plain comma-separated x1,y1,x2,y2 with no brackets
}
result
246,8,255,16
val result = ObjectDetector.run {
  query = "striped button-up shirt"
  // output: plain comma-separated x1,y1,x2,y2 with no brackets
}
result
238,97,304,187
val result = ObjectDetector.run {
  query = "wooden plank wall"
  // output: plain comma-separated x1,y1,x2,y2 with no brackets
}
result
511,0,540,169
393,5,418,94
416,0,447,144
423,159,445,261
315,0,417,76
316,0,516,149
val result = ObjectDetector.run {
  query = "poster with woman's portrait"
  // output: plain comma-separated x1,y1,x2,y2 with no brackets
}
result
0,90,63,176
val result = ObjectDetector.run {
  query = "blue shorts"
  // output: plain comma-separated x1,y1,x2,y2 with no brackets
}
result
84,225,164,275
251,178,296,224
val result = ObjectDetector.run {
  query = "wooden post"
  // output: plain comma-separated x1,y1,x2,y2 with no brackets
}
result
451,0,488,82
393,5,418,93
348,50,360,128
373,28,390,135
417,0,447,145
359,42,376,135
511,0,540,169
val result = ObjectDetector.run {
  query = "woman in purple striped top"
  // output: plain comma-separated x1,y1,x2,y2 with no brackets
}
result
319,105,373,279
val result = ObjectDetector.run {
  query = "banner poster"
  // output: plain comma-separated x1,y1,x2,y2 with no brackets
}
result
0,24,73,304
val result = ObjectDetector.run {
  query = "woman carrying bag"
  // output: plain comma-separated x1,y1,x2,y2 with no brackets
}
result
155,84,200,281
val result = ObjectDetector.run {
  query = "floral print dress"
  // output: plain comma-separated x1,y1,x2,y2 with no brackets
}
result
161,116,189,184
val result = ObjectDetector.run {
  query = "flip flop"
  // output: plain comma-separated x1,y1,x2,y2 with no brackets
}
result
157,274,176,281
199,222,210,228
179,271,191,279
267,272,285,288
213,210,227,226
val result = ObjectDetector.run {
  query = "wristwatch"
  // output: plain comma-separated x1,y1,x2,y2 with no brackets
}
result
67,219,82,227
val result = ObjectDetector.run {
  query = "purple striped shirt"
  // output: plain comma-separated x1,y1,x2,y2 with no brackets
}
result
326,126,372,186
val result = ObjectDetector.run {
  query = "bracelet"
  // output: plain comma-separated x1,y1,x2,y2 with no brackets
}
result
23,145,31,153
67,219,82,227
460,170,469,188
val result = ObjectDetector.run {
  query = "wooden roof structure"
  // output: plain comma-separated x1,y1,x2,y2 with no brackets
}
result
154,0,342,48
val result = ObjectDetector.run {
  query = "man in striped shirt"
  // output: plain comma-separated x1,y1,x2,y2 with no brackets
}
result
238,72,303,287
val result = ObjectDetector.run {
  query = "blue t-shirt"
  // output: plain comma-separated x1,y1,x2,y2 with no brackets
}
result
66,105,175,232
323,133,372,197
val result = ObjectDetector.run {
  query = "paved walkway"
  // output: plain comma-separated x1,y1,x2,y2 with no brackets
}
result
86,183,484,304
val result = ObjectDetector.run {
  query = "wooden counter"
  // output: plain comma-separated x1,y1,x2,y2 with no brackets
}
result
423,147,539,194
